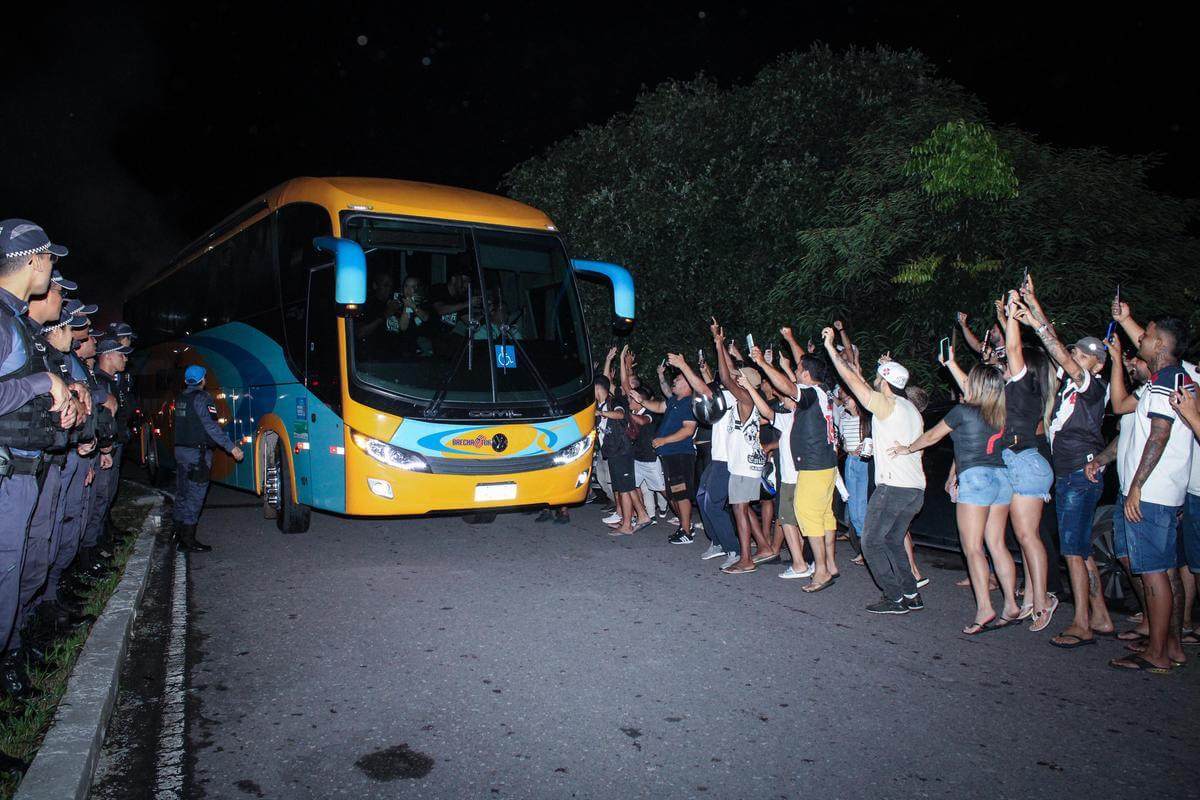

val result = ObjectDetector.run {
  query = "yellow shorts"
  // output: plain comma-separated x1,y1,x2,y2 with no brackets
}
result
793,467,837,538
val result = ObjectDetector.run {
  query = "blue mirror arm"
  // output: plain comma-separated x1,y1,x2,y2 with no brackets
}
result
571,260,635,323
314,236,368,305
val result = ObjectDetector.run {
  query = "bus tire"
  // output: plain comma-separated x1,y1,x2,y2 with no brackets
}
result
272,441,311,534
144,432,162,487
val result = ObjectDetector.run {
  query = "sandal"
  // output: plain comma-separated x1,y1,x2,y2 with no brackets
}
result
1017,604,1034,621
962,615,997,636
1050,633,1097,649
1181,630,1200,647
802,577,835,593
1029,595,1061,633
1108,655,1173,675
979,615,1023,633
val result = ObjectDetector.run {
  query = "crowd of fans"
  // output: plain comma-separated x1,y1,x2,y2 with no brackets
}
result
579,275,1200,674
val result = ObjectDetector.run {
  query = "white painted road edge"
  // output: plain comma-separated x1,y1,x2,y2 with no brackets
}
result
153,550,187,799
14,496,165,800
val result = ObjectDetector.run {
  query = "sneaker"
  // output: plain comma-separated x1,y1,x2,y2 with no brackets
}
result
779,565,815,580
915,577,930,589
719,553,740,570
903,592,925,610
657,508,669,519
602,511,622,525
700,544,725,560
668,528,695,545
866,598,909,615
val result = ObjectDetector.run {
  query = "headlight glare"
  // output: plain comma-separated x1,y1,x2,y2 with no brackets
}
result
552,431,595,466
351,431,431,472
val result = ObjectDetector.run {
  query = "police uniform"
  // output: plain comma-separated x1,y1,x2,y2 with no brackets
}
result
0,218,68,697
81,338,132,557
173,366,236,551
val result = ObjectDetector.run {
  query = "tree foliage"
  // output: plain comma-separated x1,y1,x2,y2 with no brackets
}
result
504,45,1200,389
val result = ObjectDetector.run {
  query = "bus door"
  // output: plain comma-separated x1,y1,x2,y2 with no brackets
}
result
302,262,345,510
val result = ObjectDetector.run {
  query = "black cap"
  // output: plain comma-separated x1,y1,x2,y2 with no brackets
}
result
0,219,68,259
51,270,78,291
96,337,132,356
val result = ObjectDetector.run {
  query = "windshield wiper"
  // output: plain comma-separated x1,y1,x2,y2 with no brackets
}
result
424,332,475,418
500,324,560,415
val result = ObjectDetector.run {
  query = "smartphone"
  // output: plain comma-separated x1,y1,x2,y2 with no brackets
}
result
1105,320,1117,341
1021,266,1029,286
659,358,666,370
746,333,755,352
938,337,951,362
697,349,705,364
764,348,774,365
1115,283,1121,303
1175,372,1195,395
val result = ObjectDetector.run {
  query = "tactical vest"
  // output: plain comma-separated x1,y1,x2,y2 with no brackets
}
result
37,332,72,458
88,364,117,447
67,353,98,445
173,388,211,448
95,369,131,445
0,315,60,451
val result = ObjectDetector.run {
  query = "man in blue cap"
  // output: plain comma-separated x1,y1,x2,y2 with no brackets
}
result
78,336,130,572
0,219,76,699
173,365,243,551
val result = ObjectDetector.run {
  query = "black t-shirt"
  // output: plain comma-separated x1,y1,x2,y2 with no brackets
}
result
356,295,396,355
943,404,1004,472
599,399,632,459
1002,368,1043,453
1047,371,1108,476
630,409,660,462
789,386,838,471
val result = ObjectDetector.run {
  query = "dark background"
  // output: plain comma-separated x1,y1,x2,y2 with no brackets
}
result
2,2,1195,322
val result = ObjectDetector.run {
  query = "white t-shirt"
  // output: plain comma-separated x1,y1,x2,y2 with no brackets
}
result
1115,385,1145,490
1185,361,1200,496
1119,364,1195,507
724,403,766,479
709,389,738,463
773,409,797,484
866,391,926,490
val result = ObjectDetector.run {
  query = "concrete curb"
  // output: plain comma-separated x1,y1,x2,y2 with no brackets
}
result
14,498,165,800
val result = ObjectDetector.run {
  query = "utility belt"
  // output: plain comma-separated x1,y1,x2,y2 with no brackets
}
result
0,446,48,487
181,443,212,483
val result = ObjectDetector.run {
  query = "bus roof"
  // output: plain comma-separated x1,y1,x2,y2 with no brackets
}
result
155,177,557,285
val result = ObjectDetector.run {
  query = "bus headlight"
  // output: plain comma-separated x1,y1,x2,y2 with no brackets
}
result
552,431,595,466
351,432,431,473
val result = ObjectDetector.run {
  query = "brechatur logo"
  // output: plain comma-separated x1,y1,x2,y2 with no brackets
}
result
449,433,509,452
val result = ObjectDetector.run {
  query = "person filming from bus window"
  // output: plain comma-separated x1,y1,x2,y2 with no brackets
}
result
394,276,432,356
356,270,402,357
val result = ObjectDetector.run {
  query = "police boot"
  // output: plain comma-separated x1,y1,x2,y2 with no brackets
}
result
0,650,32,700
178,524,212,553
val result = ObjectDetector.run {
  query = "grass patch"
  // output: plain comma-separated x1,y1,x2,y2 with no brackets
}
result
0,483,160,798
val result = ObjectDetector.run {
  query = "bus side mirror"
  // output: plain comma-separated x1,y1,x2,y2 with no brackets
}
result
571,259,635,333
314,236,367,305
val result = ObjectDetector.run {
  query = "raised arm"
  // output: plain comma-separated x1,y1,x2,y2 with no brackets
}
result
1001,293,1025,376
939,344,969,394
821,327,872,408
1112,298,1145,345
656,359,672,398
629,386,666,414
1105,335,1137,414
956,312,984,355
780,326,805,367
602,346,617,382
712,318,751,409
666,352,711,398
750,346,795,401
1016,277,1083,385
737,369,776,423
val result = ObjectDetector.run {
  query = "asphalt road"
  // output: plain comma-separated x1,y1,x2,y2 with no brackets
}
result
95,483,1198,800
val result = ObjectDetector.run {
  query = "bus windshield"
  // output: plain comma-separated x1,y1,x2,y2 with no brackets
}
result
344,215,591,407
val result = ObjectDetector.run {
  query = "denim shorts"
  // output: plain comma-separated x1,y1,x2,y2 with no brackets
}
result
1112,493,1128,560
957,466,1013,507
1184,493,1200,573
1055,469,1104,558
1001,447,1053,500
1126,498,1182,574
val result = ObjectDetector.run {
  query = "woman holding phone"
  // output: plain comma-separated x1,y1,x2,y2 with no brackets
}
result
892,365,1021,634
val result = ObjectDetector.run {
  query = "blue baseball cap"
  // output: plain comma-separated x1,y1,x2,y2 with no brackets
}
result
96,336,132,356
64,298,98,317
107,321,137,339
184,365,206,385
0,219,68,259
51,270,77,291
41,309,83,334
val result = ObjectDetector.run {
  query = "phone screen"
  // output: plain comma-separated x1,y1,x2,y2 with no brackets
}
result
939,337,950,362
697,349,705,364
1175,372,1193,394
745,334,755,352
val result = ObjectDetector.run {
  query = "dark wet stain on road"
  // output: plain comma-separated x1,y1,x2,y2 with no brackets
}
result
355,743,435,780
235,778,266,796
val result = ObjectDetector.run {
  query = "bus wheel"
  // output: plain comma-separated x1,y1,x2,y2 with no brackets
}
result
271,441,311,534
463,512,497,524
145,434,161,487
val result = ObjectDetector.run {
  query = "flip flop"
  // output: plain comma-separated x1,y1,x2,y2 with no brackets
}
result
752,552,781,564
1181,630,1200,647
1029,595,1061,633
1017,604,1034,621
962,615,998,636
801,577,835,593
633,519,655,532
1108,655,1173,675
1050,633,1097,649
978,615,1023,633
721,563,758,575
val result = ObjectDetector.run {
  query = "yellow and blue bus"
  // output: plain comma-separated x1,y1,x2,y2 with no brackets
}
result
125,177,633,531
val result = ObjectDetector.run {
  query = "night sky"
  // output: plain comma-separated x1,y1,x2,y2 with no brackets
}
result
2,2,1194,323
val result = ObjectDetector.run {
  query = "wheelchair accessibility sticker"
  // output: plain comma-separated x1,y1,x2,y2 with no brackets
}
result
495,345,517,369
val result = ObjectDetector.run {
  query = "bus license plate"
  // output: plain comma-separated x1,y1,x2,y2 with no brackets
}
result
475,482,517,503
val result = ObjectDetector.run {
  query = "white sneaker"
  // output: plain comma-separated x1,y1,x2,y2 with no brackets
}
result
779,565,815,580
700,544,725,561
602,511,621,525
719,553,739,570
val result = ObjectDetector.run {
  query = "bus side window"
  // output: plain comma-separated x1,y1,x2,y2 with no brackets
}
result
276,203,333,382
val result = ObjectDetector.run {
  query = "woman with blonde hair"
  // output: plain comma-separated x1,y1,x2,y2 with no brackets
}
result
892,364,1021,634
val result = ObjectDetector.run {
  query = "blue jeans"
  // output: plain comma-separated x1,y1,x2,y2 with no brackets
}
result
1055,469,1104,558
1002,447,1053,500
1126,498,1181,574
1113,493,1128,560
696,460,739,555
844,455,869,536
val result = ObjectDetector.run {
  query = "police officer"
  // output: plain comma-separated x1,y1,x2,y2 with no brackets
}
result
173,365,243,551
0,219,75,698
79,336,129,568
